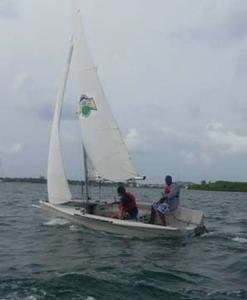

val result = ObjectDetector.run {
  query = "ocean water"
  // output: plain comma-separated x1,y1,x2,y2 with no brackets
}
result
0,182,246,300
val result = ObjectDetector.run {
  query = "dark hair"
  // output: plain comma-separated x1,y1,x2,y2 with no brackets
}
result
165,175,172,185
117,186,126,194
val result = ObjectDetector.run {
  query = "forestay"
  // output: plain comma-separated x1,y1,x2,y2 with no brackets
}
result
72,3,139,182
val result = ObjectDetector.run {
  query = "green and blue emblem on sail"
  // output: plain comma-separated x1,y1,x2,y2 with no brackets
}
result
79,95,97,117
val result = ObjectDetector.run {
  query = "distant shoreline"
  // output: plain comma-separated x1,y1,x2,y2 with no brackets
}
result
0,177,81,185
188,181,247,192
0,177,163,188
1,178,246,192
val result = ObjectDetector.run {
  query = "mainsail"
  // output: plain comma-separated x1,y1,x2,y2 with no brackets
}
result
72,4,139,182
47,45,73,205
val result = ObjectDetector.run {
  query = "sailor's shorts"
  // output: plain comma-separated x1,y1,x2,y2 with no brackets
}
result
153,201,170,215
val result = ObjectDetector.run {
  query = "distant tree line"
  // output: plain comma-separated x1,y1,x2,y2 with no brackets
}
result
0,177,47,184
188,180,247,192
0,177,139,187
0,177,82,185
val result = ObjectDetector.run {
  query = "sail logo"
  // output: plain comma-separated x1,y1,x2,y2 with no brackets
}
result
79,95,97,117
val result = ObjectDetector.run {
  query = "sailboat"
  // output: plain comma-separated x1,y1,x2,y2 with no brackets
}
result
40,3,206,238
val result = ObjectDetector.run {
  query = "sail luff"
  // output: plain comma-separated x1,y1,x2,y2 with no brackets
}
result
47,43,73,205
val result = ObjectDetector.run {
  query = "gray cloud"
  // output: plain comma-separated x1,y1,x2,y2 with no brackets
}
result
0,0,19,19
231,100,247,122
35,100,77,122
225,3,247,40
169,2,247,46
235,51,247,77
1,0,247,182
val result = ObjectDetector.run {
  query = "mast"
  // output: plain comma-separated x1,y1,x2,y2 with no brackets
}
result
83,146,90,209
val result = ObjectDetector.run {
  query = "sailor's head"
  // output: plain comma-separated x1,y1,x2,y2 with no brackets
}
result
117,186,126,196
165,175,172,185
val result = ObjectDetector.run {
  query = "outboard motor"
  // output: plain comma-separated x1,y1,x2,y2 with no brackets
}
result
195,225,208,237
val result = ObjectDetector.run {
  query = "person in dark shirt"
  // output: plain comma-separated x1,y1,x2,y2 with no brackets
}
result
117,186,138,220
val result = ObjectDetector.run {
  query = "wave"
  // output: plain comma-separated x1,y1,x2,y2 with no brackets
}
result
232,237,247,244
31,204,41,209
42,218,70,226
200,230,247,243
133,269,203,285
185,287,246,299
69,225,82,232
1,273,246,300
23,296,39,300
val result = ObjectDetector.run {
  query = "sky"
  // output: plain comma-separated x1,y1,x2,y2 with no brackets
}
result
1,0,247,183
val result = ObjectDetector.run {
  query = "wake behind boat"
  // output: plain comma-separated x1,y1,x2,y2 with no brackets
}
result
40,1,206,239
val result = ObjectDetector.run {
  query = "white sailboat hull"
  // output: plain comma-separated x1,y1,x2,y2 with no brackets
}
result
40,200,205,239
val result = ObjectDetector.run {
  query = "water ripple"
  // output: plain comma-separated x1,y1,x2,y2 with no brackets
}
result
0,183,247,300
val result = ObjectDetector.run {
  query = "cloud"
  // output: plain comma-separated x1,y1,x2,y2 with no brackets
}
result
200,152,212,166
235,52,247,77
13,73,29,92
36,100,77,122
145,121,247,169
169,2,247,45
0,143,23,155
125,128,143,152
9,143,23,154
204,121,247,155
177,122,247,168
180,150,212,167
180,150,198,165
232,100,247,123
13,79,77,122
1,0,247,182
224,2,247,40
160,126,195,145
0,0,19,19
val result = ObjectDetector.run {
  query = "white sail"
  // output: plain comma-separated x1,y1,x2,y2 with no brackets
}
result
86,155,97,180
47,44,73,204
72,4,139,182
